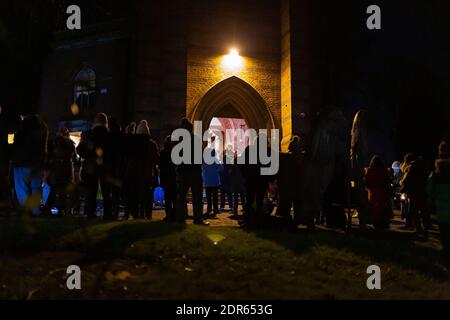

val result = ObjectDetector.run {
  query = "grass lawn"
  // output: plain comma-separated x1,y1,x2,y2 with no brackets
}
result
0,216,449,300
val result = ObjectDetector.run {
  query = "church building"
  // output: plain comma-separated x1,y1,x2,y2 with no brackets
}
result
39,0,334,151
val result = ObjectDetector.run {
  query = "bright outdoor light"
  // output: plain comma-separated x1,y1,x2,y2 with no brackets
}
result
222,48,243,71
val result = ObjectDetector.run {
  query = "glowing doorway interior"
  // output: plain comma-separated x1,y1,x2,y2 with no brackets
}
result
207,117,249,157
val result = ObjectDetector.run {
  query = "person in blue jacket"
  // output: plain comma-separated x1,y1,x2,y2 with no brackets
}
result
202,147,223,217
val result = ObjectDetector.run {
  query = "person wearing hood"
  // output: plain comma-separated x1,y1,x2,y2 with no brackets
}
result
364,155,393,230
277,136,305,227
109,118,126,218
159,135,177,222
77,113,113,219
135,120,159,220
219,146,233,212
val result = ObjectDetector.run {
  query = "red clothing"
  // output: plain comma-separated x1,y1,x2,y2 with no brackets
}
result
365,167,393,228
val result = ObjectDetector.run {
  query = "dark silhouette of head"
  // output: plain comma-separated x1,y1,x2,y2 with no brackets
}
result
288,135,302,154
109,118,122,134
439,139,449,159
58,127,70,138
164,135,173,150
180,118,194,133
125,122,136,134
369,155,385,169
93,113,108,129
403,153,416,165
137,120,150,135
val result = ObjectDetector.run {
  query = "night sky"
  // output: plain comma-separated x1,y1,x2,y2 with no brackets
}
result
1,0,449,165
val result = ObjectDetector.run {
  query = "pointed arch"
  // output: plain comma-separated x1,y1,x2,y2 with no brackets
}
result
189,76,276,130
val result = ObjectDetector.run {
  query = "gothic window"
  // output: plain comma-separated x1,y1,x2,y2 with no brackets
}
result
74,66,96,111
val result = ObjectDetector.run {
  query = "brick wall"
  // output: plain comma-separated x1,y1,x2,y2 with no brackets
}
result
186,0,281,130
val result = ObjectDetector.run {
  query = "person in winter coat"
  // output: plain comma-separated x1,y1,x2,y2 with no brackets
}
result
400,153,415,227
77,113,113,219
108,118,126,218
277,136,304,226
202,148,223,216
44,127,77,216
241,133,276,228
364,155,393,230
229,153,246,215
159,135,177,222
11,115,49,216
175,118,207,225
438,138,449,160
427,158,450,262
136,120,159,220
219,147,233,211
123,120,159,220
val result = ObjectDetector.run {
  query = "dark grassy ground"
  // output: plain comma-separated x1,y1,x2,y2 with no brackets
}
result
0,215,449,300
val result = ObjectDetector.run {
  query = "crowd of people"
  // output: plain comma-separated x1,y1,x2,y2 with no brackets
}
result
3,113,450,260
6,114,251,225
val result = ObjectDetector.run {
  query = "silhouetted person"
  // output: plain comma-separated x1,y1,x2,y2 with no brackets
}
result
123,120,159,220
125,122,136,134
241,133,275,228
77,113,113,219
401,154,430,237
277,136,304,227
438,138,449,160
219,148,233,211
175,118,207,225
400,153,415,227
350,110,370,229
229,153,246,215
44,128,77,216
108,118,125,218
322,158,348,229
136,120,159,220
202,148,223,216
159,135,177,222
428,155,450,262
0,115,10,204
11,115,48,216
365,155,393,230
123,122,138,219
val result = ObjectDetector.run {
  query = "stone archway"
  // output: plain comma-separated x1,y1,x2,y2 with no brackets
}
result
188,76,276,131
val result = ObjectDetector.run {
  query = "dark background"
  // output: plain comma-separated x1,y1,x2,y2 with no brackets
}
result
1,0,449,166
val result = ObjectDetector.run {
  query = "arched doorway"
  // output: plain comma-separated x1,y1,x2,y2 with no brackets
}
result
188,76,276,131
